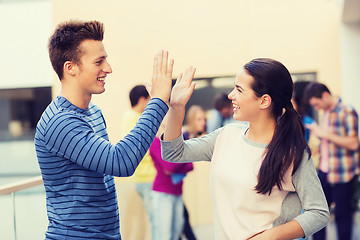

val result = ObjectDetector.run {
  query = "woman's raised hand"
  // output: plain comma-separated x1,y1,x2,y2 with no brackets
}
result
170,66,196,108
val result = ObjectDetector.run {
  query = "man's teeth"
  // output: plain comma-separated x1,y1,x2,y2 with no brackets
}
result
98,78,105,82
233,104,240,110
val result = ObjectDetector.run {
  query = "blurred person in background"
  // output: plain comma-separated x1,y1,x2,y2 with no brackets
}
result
183,105,206,139
117,85,155,240
292,81,315,142
206,92,236,133
161,58,329,239
304,82,359,240
178,104,207,240
292,81,320,167
292,81,319,240
149,113,194,240
35,19,186,239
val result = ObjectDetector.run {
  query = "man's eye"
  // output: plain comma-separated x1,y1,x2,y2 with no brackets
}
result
96,60,103,65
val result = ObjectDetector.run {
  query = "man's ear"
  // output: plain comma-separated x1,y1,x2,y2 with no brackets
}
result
63,61,77,77
259,94,272,109
321,91,330,99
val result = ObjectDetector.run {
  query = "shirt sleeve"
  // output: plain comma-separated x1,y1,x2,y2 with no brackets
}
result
206,110,223,133
344,107,359,137
292,154,330,237
150,137,193,174
160,127,223,163
43,98,168,177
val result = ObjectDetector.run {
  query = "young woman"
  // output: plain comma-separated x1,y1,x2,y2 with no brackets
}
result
183,105,207,139
161,59,329,240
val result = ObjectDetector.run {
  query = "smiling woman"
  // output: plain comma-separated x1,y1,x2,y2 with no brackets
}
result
161,58,330,240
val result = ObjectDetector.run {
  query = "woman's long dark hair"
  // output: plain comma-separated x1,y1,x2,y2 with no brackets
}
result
244,58,311,195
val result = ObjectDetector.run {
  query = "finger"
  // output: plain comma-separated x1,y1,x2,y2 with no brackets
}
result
175,73,183,84
183,67,196,84
146,83,152,97
161,50,168,74
167,59,174,79
157,50,163,74
153,53,159,77
189,82,196,92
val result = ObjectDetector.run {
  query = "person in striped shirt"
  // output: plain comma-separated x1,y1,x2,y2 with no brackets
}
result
35,20,192,239
304,82,359,240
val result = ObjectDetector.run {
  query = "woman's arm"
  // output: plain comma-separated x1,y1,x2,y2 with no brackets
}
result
291,154,330,237
247,220,304,240
150,137,193,174
161,127,223,163
248,154,329,240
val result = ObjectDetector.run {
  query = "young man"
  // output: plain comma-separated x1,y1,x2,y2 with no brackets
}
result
35,20,179,239
304,82,359,240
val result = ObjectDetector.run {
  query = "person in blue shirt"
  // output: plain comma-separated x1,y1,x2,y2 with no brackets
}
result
292,81,316,142
206,92,237,133
35,20,192,240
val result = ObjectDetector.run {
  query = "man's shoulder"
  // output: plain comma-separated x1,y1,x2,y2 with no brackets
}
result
335,98,358,114
38,100,89,135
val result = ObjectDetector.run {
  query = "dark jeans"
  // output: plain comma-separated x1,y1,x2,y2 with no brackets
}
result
312,171,355,240
179,204,197,240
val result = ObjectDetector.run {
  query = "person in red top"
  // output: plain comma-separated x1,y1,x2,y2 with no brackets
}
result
149,114,193,240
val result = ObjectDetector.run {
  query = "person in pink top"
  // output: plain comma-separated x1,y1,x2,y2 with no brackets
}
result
149,114,194,240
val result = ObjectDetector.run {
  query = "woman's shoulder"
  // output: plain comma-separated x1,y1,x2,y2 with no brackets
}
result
223,121,249,132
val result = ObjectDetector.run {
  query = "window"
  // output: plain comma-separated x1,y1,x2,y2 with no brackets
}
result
0,87,52,141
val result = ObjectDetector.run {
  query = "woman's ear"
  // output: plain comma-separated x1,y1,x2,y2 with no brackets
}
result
259,94,272,109
63,61,77,77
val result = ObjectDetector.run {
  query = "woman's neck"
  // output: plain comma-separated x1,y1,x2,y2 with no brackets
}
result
246,117,277,145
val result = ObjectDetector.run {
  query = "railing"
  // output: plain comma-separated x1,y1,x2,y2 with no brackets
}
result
0,176,43,240
0,176,43,196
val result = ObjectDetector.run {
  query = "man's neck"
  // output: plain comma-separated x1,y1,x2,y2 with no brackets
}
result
132,104,144,114
60,85,91,109
327,96,338,111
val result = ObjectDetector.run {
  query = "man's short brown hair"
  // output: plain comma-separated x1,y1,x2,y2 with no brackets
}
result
48,20,104,80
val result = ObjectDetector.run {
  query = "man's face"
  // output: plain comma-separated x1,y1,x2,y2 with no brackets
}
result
75,39,112,97
308,95,328,111
220,107,233,119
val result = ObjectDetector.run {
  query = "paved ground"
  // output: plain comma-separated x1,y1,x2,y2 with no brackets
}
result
193,212,360,240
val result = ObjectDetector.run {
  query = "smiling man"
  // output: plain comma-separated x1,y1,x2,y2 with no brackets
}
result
35,20,175,239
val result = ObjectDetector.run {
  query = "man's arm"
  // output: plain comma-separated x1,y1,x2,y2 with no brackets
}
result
306,122,359,151
42,50,178,177
306,107,359,151
43,99,167,177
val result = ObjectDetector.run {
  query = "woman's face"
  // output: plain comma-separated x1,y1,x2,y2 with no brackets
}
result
193,111,206,133
228,69,261,122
